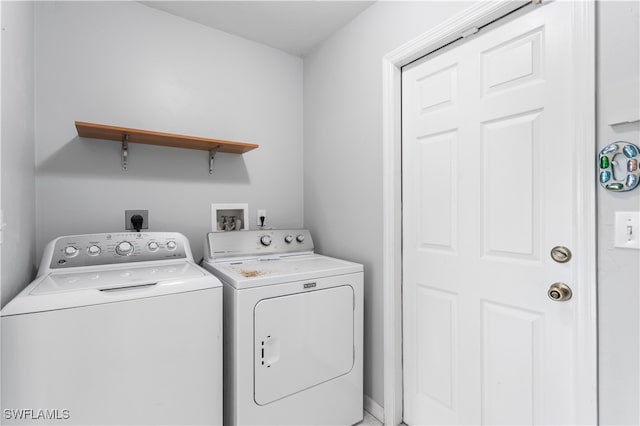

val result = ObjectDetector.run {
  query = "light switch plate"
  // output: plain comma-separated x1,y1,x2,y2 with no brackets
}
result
614,211,640,249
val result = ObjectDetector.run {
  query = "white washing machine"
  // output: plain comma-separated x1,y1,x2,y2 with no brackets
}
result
1,232,222,425
202,229,363,426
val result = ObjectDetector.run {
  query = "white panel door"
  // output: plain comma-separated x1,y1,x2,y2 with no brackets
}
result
402,3,585,425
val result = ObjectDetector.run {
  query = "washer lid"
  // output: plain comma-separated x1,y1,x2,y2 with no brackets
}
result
205,254,363,289
32,261,207,295
1,261,221,316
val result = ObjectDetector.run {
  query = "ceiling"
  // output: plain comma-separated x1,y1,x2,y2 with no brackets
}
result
140,1,375,57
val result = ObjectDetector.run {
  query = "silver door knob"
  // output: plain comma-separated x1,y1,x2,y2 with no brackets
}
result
548,282,572,301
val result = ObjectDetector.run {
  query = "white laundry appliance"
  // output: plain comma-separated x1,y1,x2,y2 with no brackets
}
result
202,229,363,426
1,232,222,426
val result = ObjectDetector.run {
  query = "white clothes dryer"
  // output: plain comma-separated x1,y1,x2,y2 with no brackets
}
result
1,232,222,426
202,229,363,426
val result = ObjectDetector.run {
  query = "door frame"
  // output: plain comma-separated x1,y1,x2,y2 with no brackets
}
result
381,1,597,425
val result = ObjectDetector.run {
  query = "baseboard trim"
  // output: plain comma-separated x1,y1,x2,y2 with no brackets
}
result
364,394,384,423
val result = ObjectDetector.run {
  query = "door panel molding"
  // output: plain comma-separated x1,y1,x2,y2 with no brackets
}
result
381,2,596,425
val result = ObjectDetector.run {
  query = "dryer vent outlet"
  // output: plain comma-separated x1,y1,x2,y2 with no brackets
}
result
125,210,149,231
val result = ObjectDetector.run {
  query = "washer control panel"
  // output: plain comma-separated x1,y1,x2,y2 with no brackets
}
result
48,232,188,269
206,229,314,260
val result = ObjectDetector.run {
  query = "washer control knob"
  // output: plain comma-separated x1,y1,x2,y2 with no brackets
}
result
166,241,177,250
284,235,294,244
148,242,159,252
296,234,305,243
64,246,79,258
260,235,272,246
87,245,101,256
115,241,134,256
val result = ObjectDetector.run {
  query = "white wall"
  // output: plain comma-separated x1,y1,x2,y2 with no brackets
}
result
303,1,472,406
1,1,36,308
35,1,303,263
8,0,639,421
596,2,640,424
305,0,640,417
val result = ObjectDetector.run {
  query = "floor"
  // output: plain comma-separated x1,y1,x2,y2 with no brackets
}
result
358,410,409,426
359,411,383,426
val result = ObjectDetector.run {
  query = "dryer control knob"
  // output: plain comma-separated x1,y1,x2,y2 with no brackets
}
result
296,234,305,243
87,245,101,256
284,235,294,244
115,241,134,256
166,241,177,250
147,242,159,252
260,235,272,246
64,246,79,258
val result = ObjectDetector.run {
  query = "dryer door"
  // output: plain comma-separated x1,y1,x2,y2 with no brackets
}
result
254,285,354,405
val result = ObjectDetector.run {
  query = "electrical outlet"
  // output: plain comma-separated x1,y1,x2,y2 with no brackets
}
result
257,209,267,226
125,210,149,231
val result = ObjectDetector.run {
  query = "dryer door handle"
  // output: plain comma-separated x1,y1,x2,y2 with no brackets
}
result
261,336,281,367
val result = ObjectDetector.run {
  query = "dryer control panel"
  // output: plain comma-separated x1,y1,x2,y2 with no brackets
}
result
206,229,314,260
43,232,190,271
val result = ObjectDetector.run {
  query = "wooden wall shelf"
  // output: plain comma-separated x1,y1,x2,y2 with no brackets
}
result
75,121,258,174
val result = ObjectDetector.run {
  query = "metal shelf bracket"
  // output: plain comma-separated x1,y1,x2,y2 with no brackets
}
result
122,134,129,171
209,145,221,175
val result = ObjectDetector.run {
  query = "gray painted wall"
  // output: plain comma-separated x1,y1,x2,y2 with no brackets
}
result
1,1,36,308
34,1,303,264
597,2,640,424
304,0,640,421
303,0,473,407
1,0,638,422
